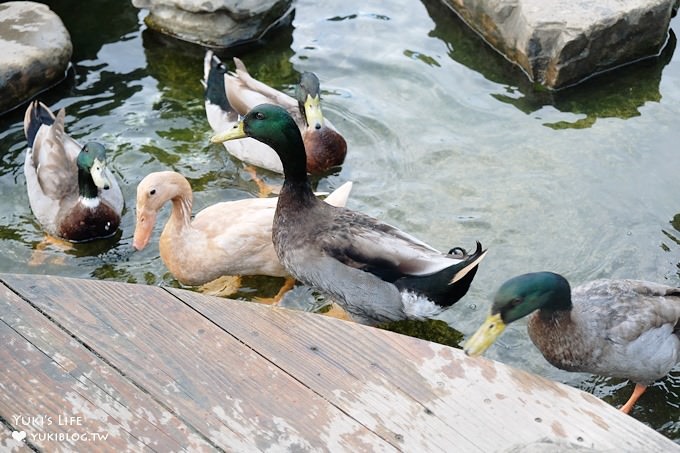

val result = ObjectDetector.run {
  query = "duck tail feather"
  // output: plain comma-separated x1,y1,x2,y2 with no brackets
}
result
203,50,233,113
450,241,487,284
24,101,56,148
394,241,487,308
232,56,248,73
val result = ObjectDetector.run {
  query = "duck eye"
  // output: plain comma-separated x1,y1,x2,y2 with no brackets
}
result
508,298,522,309
149,189,156,196
255,112,265,120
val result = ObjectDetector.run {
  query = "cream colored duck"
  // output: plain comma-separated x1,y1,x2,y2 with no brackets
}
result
23,101,123,242
464,272,680,414
132,171,353,287
204,51,347,175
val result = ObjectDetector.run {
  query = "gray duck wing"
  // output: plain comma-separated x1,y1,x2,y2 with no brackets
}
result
575,279,680,343
32,109,78,201
319,208,459,282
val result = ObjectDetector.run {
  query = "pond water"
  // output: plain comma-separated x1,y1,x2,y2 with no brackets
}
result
1,0,679,442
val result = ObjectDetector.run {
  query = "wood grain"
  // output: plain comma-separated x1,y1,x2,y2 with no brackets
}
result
0,280,211,452
169,286,680,452
0,423,26,452
1,272,678,452
0,273,393,452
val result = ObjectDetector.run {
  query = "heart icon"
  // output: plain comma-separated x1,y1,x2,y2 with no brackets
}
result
11,430,26,442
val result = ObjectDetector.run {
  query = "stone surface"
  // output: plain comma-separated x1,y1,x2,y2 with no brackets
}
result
0,2,72,114
441,0,677,89
132,0,294,48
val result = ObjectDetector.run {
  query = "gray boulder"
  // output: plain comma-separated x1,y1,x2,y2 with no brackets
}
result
0,2,72,114
441,0,676,89
132,0,294,48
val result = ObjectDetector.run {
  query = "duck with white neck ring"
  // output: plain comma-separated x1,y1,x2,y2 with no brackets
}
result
23,101,123,243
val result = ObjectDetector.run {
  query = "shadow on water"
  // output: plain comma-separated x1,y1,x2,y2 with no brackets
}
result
141,7,298,97
421,0,677,129
42,0,140,61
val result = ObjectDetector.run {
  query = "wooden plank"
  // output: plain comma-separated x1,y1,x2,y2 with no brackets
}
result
0,423,25,453
367,328,680,452
169,288,481,452
0,273,395,452
0,313,146,451
169,286,680,452
0,280,213,452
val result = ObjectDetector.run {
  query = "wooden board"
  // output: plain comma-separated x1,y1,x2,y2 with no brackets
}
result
0,423,26,453
0,273,394,452
169,286,680,452
0,280,214,452
0,273,678,452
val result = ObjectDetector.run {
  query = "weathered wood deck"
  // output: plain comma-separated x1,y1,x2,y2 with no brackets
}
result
0,273,677,452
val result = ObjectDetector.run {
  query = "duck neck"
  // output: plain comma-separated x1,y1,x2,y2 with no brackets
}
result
169,193,193,231
280,178,317,208
278,126,309,183
275,124,318,205
536,305,573,323
78,167,99,199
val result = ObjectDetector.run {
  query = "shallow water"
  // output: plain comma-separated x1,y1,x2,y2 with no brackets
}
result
0,0,679,442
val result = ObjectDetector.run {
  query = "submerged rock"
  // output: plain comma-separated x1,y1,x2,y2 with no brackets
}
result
441,0,676,89
0,2,72,114
132,0,294,48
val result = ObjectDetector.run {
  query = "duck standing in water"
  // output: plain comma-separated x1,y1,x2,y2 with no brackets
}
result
211,104,486,325
464,272,680,414
23,101,123,242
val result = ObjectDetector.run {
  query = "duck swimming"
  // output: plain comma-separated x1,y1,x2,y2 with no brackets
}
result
464,272,680,414
23,101,123,242
204,51,347,176
211,103,486,325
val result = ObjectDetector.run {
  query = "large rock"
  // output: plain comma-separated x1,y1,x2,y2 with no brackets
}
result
441,0,676,89
0,2,72,114
132,0,294,48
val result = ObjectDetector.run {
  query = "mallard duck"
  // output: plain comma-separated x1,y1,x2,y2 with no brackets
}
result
132,170,353,287
211,104,487,325
23,101,123,242
464,272,680,414
204,51,347,175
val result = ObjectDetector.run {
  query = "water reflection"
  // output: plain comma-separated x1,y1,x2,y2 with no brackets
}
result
422,0,677,129
45,0,139,61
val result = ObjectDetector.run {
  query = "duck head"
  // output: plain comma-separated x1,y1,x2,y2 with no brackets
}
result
464,272,572,356
296,72,324,130
211,103,308,181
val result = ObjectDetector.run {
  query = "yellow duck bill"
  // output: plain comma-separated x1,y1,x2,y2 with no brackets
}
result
211,121,246,144
90,158,112,190
463,313,507,356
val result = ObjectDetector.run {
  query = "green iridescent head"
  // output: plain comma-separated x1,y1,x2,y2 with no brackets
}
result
77,142,112,191
464,272,572,356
